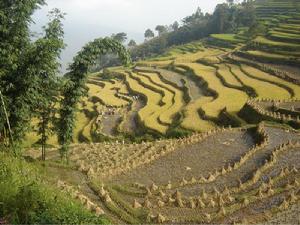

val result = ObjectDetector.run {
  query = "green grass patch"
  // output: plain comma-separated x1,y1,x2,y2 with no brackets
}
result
210,34,246,44
0,152,109,224
253,36,300,50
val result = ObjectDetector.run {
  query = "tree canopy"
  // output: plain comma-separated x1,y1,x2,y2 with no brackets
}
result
128,39,137,47
155,25,168,36
111,32,128,43
0,1,65,156
58,38,131,159
144,29,155,40
131,0,256,59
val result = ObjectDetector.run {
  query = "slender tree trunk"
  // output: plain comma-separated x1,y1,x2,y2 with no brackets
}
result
0,90,15,151
41,115,46,161
42,144,45,161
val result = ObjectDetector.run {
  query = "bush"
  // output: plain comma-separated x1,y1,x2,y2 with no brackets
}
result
0,152,109,224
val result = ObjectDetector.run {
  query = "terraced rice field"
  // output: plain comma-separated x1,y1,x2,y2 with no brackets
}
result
138,72,185,125
42,122,300,224
30,31,300,143
16,0,300,223
26,2,300,223
240,0,300,66
186,63,248,113
63,39,298,139
87,79,130,107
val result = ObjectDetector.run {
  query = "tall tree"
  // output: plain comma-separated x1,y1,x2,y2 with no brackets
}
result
155,25,167,36
0,0,67,154
227,0,235,7
236,0,256,27
0,1,66,159
0,90,12,147
128,39,137,48
58,38,131,160
172,21,180,31
247,21,266,38
210,3,231,33
34,9,65,161
111,32,127,43
144,29,155,40
182,7,204,26
0,0,45,147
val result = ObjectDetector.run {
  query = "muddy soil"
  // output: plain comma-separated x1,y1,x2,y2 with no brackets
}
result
108,130,254,186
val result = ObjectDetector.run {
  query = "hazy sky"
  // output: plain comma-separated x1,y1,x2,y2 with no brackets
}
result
31,0,225,72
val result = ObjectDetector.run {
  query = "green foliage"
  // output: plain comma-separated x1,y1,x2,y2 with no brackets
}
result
155,25,168,36
247,22,267,38
236,0,256,27
210,3,233,34
0,0,45,144
182,7,205,26
0,2,65,153
172,21,179,31
131,0,256,59
34,9,65,160
144,29,155,40
0,153,109,224
58,38,131,159
210,33,245,43
112,32,128,43
128,39,137,47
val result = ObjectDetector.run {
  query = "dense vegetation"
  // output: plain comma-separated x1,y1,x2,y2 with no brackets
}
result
0,0,129,223
130,0,257,59
0,153,109,224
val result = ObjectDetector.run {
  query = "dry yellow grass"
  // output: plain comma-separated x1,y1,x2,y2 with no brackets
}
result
122,72,169,134
174,48,226,63
131,73,173,110
179,63,248,118
139,72,185,125
118,83,130,94
24,97,96,147
87,82,129,107
181,96,216,131
217,64,243,87
241,65,300,98
229,64,291,100
137,47,226,67
73,98,95,142
136,60,173,67
81,118,95,142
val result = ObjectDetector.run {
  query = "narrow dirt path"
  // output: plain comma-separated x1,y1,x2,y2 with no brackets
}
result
122,98,145,134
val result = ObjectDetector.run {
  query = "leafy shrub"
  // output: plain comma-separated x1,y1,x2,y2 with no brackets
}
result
0,153,109,224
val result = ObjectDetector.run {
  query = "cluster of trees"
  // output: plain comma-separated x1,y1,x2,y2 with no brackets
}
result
144,22,180,40
0,0,262,157
0,1,130,160
93,0,257,69
131,0,258,59
0,1,130,223
0,0,65,156
91,32,135,72
92,23,179,70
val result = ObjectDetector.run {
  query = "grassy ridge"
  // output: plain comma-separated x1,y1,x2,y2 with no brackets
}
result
0,153,109,224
